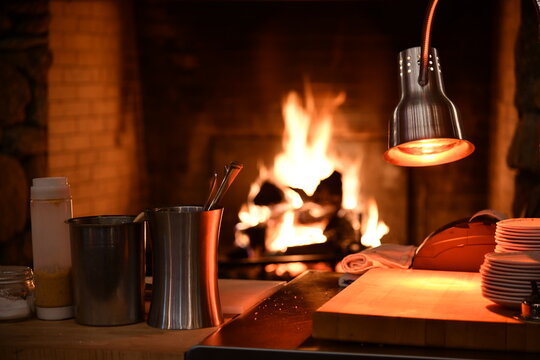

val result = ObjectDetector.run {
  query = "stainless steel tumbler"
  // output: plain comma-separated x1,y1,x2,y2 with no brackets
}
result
145,206,223,330
68,216,145,326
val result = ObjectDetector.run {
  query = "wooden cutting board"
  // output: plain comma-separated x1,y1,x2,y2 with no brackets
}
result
219,279,285,314
312,268,540,352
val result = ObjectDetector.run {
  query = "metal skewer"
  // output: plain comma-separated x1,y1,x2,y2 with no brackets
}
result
205,161,243,211
203,171,219,210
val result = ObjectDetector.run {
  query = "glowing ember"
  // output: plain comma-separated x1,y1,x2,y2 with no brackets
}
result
235,85,389,254
265,262,308,278
266,210,327,253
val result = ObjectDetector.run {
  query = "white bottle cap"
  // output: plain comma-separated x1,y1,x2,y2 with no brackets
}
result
36,305,73,320
31,177,71,200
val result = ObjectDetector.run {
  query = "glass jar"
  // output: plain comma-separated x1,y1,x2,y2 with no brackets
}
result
0,266,35,321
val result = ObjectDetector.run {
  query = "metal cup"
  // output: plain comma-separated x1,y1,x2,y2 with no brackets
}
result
68,215,145,326
145,206,223,330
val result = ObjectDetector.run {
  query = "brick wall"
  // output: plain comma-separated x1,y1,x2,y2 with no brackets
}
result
48,0,145,217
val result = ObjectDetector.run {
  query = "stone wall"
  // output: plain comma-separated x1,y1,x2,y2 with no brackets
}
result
489,0,520,217
509,0,540,217
0,0,50,265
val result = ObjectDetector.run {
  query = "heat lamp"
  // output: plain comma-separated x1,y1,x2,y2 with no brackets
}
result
384,0,474,167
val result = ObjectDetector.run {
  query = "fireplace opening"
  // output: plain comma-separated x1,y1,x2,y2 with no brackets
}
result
223,83,391,279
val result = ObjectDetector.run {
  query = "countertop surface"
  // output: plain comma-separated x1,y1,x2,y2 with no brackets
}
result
188,271,540,360
0,278,284,360
0,317,214,360
313,269,539,352
2,271,539,360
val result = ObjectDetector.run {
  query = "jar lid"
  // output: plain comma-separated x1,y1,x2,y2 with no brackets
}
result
0,266,33,284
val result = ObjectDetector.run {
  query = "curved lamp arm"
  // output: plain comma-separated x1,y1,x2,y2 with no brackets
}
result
536,0,540,41
418,0,440,87
419,0,540,87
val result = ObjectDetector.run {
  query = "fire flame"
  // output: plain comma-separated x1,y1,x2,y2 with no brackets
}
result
361,198,389,248
235,85,389,254
266,210,327,252
273,92,338,196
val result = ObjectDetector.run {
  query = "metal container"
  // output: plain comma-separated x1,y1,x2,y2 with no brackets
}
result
68,216,145,326
145,206,223,330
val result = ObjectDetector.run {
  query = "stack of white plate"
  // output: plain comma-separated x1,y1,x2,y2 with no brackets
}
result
495,218,540,252
480,251,540,308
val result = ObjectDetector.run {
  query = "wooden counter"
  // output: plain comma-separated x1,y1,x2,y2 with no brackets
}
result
313,269,540,352
0,279,285,360
4,272,537,360
0,318,215,360
189,271,539,360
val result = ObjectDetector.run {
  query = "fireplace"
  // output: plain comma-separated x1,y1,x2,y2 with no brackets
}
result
0,0,529,270
133,0,497,261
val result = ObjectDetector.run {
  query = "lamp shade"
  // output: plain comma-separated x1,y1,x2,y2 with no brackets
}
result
384,47,474,166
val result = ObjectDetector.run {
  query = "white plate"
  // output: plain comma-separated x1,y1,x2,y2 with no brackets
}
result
495,236,540,244
480,268,540,280
495,231,540,240
495,242,540,249
482,294,522,309
495,240,540,246
481,272,540,285
486,260,540,270
495,246,540,253
497,229,540,235
483,272,540,281
481,270,540,280
481,291,525,304
496,234,540,240
481,277,534,289
482,281,532,296
481,284,530,295
496,226,540,234
494,247,540,253
496,226,540,233
484,251,540,266
482,284,531,298
481,261,540,271
497,218,540,230
482,288,527,300
481,264,540,276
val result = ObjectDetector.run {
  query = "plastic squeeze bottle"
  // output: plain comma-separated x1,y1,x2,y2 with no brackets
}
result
30,177,73,320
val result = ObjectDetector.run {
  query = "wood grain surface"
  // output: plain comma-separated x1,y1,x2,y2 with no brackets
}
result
312,268,540,352
0,318,216,360
0,279,284,360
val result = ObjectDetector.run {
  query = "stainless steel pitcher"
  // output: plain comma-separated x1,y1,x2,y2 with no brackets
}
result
145,206,223,329
68,215,145,326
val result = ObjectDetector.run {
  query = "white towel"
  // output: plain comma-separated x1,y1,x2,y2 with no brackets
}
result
341,243,417,275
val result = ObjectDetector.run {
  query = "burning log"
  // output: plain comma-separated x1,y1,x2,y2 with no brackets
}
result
254,181,284,206
234,170,360,259
311,171,342,207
